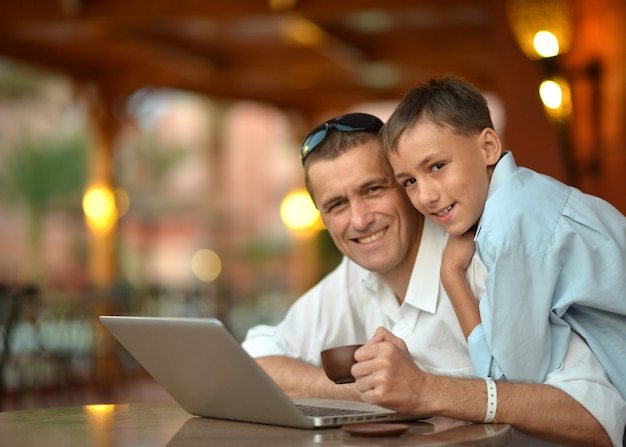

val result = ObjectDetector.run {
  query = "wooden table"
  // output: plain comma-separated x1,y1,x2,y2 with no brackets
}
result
0,402,512,446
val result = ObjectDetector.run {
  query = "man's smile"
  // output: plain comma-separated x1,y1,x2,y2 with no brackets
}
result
354,228,387,244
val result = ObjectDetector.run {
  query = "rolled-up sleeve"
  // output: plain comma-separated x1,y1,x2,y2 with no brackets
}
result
467,323,499,379
241,257,369,366
242,324,298,359
545,332,626,447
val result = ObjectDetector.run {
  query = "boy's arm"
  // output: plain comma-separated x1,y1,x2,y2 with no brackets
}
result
441,232,481,339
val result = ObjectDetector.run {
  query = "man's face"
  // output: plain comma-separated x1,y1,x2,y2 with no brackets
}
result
388,120,500,237
307,140,420,275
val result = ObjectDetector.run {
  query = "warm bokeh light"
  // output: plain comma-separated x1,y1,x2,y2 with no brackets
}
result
280,190,321,231
539,77,572,119
191,248,222,282
281,16,325,46
84,404,117,415
533,31,560,58
82,185,117,232
540,80,563,109
84,404,129,424
507,0,573,60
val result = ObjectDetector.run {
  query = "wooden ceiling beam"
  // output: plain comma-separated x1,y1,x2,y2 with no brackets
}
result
0,0,498,118
0,0,491,22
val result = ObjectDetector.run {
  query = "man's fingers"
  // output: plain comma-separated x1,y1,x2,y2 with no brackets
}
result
375,327,409,351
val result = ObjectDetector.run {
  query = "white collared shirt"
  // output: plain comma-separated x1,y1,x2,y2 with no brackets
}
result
242,219,483,377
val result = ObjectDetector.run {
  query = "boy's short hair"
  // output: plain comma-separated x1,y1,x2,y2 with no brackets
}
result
380,75,495,155
303,129,381,199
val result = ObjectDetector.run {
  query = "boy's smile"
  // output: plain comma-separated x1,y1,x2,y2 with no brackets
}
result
388,120,501,237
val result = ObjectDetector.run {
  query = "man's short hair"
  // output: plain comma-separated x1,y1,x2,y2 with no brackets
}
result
303,129,380,200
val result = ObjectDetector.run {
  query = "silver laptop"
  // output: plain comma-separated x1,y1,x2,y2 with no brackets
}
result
99,315,421,428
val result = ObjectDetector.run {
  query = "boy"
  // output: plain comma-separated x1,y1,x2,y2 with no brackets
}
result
379,75,626,437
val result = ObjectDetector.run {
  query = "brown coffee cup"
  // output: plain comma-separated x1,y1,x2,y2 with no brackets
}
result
320,344,363,384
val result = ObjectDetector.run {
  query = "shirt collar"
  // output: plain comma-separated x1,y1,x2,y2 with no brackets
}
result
487,150,517,200
404,218,446,314
361,219,445,314
476,150,517,238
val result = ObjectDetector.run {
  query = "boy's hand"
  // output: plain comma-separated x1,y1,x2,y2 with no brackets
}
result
440,227,481,339
442,227,476,273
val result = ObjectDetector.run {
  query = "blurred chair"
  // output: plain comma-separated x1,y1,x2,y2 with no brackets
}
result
0,285,29,411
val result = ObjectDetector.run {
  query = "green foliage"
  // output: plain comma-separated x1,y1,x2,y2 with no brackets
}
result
0,61,50,100
0,133,89,211
132,135,189,180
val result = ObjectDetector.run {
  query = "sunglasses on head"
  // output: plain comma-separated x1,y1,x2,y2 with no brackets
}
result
300,113,384,165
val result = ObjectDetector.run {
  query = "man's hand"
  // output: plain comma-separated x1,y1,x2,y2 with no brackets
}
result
349,327,613,447
351,327,433,415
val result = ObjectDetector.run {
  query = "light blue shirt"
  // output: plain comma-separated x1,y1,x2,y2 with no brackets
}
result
469,151,626,402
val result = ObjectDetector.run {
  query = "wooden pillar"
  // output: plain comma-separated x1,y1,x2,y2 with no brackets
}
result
79,83,119,289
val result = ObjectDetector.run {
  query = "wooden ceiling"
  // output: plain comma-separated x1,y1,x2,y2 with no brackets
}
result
0,0,500,119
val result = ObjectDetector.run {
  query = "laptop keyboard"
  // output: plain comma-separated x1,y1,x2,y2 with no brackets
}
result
296,404,369,417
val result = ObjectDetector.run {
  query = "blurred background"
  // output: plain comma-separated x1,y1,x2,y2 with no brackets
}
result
0,0,624,411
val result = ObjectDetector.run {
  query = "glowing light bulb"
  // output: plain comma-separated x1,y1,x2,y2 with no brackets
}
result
533,30,560,58
83,185,117,232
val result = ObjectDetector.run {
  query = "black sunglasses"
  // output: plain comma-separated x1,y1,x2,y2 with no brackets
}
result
300,113,384,165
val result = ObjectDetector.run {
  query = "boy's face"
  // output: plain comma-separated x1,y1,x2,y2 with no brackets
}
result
388,120,501,237
307,139,420,277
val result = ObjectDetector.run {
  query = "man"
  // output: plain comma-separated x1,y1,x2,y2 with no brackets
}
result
243,112,483,399
242,113,620,446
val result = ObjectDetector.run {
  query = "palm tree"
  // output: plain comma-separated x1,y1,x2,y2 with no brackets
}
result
0,133,88,282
